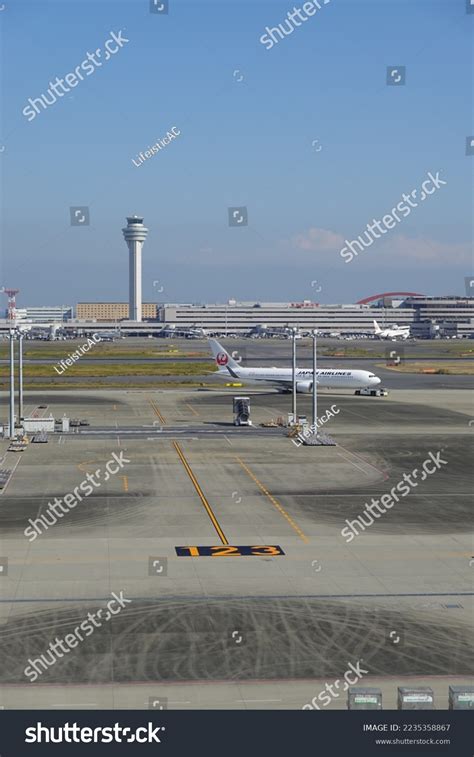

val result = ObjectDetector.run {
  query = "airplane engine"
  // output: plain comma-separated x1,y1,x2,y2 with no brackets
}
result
296,381,313,393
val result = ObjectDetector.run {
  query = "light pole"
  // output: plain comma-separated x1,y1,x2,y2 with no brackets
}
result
18,331,24,421
9,330,15,439
312,330,318,433
292,328,297,422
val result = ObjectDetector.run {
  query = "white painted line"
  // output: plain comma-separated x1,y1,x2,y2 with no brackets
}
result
338,445,388,480
299,493,469,497
52,703,97,707
147,437,199,441
337,451,370,476
235,699,282,703
0,455,22,495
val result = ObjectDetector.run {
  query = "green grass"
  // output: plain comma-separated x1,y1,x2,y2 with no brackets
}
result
0,380,217,390
0,362,216,378
319,344,474,358
380,361,474,375
0,344,208,360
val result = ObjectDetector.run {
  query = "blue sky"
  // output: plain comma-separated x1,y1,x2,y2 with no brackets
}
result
1,0,472,306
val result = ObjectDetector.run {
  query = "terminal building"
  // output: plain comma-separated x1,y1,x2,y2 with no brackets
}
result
158,295,474,338
3,295,473,338
76,303,158,321
8,305,73,322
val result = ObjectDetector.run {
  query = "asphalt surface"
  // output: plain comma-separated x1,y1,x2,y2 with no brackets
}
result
0,369,472,710
2,338,473,393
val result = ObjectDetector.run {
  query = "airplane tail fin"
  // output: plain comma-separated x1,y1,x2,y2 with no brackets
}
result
208,339,241,376
373,319,382,334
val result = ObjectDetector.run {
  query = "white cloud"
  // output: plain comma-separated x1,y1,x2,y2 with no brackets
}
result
292,226,471,267
382,235,471,265
292,227,345,252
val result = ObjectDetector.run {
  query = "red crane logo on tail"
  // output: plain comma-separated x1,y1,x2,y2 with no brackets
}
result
216,352,228,366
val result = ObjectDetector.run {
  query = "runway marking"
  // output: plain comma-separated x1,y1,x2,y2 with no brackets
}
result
2,591,472,603
77,459,100,472
176,545,284,557
185,402,199,417
173,442,229,545
285,493,472,497
236,699,282,703
148,398,167,425
235,457,309,543
0,455,22,496
336,451,370,476
147,437,199,441
121,475,129,492
337,446,389,481
52,703,97,708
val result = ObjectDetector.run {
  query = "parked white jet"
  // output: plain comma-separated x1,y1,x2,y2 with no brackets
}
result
373,320,410,340
208,340,381,392
158,324,208,338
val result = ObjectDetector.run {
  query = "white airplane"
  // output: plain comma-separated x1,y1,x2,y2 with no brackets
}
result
373,320,410,340
208,339,381,392
158,324,208,339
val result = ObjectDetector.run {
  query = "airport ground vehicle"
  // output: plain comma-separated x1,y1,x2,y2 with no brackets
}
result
355,387,388,397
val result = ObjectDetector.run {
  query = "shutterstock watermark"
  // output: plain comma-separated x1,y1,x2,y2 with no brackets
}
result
53,333,102,375
259,0,331,50
22,30,130,122
25,722,164,745
340,170,448,263
24,451,131,542
341,450,448,543
302,659,369,709
24,591,132,682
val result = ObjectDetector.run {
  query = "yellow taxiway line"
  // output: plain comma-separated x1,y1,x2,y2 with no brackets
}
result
174,442,229,545
148,398,167,425
235,456,309,543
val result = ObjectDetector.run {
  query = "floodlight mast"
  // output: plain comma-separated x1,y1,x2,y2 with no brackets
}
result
312,330,318,433
291,328,297,421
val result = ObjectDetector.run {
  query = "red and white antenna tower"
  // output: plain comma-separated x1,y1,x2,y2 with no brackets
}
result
1,288,20,321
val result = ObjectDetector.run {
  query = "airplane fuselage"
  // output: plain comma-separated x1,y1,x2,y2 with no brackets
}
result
208,338,382,390
226,366,380,389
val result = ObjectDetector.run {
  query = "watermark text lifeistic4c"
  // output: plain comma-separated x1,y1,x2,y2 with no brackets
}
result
132,126,181,167
292,404,340,447
53,333,102,375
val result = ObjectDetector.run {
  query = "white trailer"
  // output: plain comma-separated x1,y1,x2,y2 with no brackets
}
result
22,416,55,433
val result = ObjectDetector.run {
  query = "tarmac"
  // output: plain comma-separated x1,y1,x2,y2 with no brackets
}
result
0,376,472,710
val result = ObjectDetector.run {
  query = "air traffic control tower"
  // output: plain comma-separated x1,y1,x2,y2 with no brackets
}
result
122,215,148,322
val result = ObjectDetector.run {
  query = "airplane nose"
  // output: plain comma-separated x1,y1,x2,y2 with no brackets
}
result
371,375,381,385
